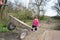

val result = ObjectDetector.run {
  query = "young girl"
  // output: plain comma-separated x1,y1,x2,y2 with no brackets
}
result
32,16,40,31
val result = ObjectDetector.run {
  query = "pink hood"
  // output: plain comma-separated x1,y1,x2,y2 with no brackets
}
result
32,18,39,27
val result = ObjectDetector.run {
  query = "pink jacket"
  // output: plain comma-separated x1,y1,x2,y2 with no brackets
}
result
32,18,39,27
0,0,2,4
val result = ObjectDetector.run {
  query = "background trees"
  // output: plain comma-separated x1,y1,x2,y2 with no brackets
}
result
51,0,60,16
28,0,46,19
0,0,47,20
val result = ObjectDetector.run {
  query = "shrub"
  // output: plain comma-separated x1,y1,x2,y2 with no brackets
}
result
12,9,33,20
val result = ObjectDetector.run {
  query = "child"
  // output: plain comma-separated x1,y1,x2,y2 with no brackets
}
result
31,16,40,31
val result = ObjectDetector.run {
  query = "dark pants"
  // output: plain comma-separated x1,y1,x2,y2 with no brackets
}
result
31,25,37,31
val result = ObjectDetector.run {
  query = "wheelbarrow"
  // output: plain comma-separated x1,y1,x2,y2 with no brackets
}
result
7,15,31,40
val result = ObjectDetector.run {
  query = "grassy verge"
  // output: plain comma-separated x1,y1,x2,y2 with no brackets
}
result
0,20,9,32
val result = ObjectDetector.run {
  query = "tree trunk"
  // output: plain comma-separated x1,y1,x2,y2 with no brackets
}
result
37,6,40,19
42,10,45,19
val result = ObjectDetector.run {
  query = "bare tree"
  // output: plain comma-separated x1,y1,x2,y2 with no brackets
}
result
6,1,14,13
51,3,60,16
14,0,23,13
51,0,60,16
28,0,46,18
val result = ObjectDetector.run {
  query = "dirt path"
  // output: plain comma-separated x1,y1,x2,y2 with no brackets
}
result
0,28,46,40
23,28,46,40
0,32,19,40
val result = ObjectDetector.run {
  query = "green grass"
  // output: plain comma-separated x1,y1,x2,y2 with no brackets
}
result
0,20,9,32
23,20,32,26
0,19,32,32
